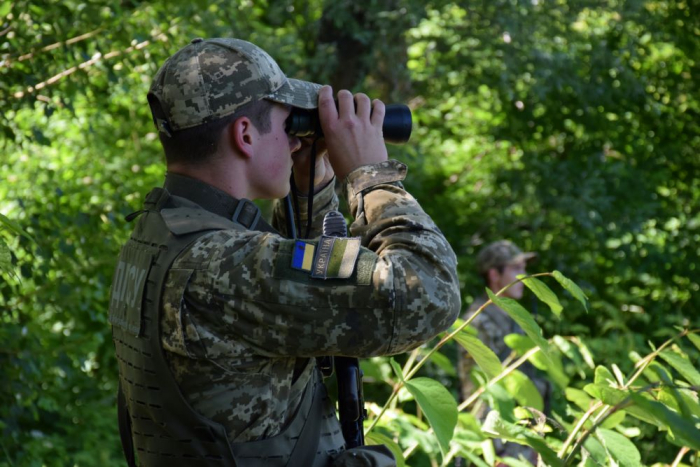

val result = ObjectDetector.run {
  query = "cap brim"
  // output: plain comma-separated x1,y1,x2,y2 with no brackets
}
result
509,252,537,265
266,78,322,109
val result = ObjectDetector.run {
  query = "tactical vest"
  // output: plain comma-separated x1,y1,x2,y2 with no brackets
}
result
109,187,345,466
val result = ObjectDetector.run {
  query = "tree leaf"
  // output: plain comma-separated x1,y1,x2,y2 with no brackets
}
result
0,239,11,273
566,387,594,412
403,377,458,460
0,212,35,242
552,270,588,312
501,457,535,467
583,383,627,406
659,350,700,386
582,437,608,466
481,411,562,467
594,365,616,385
486,288,551,359
389,358,404,382
600,410,626,430
506,334,569,388
687,332,700,352
596,428,641,467
365,432,406,467
484,382,517,423
520,276,563,318
629,393,700,449
502,370,544,411
453,330,503,379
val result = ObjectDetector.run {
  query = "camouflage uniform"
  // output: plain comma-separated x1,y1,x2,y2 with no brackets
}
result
111,37,461,465
162,161,461,443
457,241,546,461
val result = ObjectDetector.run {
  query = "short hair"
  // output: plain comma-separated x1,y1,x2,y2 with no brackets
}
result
157,99,274,165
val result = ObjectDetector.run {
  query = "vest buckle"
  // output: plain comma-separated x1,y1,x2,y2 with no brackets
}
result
231,199,261,230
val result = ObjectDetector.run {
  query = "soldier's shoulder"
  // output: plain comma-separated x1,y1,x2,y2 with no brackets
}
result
174,229,270,268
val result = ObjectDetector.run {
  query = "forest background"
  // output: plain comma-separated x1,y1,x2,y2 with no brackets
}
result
1,0,698,466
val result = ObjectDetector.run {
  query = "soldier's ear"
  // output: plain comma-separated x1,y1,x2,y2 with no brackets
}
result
487,268,501,289
229,116,255,159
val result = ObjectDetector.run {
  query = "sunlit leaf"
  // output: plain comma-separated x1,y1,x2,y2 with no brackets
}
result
629,393,700,450
486,289,551,359
659,350,700,386
0,240,11,273
389,359,407,385
687,333,700,352
506,334,569,388
0,212,35,242
594,366,616,385
503,370,544,411
453,330,503,379
520,275,563,318
481,411,562,467
424,349,456,377
600,410,626,430
566,387,594,412
596,428,641,467
582,437,608,466
365,432,406,467
403,377,458,460
552,271,588,312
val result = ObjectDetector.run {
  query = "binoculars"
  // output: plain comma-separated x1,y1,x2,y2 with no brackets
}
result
286,104,413,144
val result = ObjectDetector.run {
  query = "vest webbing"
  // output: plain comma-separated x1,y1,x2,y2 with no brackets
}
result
110,187,344,466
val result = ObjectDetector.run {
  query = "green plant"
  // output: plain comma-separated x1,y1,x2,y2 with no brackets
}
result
362,272,700,466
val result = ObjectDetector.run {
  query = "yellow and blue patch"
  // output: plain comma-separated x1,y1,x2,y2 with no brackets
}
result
311,236,361,279
289,237,362,279
291,241,316,272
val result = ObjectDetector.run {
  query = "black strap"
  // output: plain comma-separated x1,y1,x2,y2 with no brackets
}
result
117,382,136,467
164,173,278,234
285,372,324,467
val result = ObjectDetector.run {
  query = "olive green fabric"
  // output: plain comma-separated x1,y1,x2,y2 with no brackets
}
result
110,188,345,466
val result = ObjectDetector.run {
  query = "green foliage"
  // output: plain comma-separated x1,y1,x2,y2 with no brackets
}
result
2,0,698,466
368,275,700,466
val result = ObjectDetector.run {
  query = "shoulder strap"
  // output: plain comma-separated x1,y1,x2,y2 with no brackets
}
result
285,371,324,467
117,382,136,467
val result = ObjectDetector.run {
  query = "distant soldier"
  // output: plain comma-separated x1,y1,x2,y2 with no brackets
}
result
108,37,460,466
457,240,548,463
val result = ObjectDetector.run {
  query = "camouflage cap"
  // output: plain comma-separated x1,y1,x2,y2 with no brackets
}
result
476,240,536,274
148,37,322,134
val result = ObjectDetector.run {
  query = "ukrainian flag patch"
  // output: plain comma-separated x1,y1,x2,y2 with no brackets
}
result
291,241,316,272
311,236,361,279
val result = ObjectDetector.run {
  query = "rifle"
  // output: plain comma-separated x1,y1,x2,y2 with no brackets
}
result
284,197,367,448
322,210,366,448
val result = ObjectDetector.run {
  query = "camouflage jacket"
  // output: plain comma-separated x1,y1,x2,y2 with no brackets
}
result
160,160,461,443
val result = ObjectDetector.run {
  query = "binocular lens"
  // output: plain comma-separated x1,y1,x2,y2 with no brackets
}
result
286,104,412,145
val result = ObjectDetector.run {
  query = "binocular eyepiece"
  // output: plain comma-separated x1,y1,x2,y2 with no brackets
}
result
285,103,412,145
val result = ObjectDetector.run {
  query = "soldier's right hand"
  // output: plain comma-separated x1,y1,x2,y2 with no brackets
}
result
317,85,388,181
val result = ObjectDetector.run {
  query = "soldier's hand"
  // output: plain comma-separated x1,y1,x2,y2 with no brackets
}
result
292,137,334,195
317,86,388,181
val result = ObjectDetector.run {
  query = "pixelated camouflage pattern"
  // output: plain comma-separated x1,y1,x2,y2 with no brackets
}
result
457,295,547,461
149,38,321,131
476,240,536,275
160,159,460,443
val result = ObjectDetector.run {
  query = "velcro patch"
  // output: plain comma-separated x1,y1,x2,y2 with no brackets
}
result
311,236,361,279
291,240,316,272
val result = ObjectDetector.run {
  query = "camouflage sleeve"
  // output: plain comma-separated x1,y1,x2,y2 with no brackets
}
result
178,160,460,359
270,178,339,238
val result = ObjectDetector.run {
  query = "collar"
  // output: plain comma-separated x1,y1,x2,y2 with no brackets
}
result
163,173,277,233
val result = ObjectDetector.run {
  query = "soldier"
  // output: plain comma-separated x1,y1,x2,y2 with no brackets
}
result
457,240,547,463
108,38,460,466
